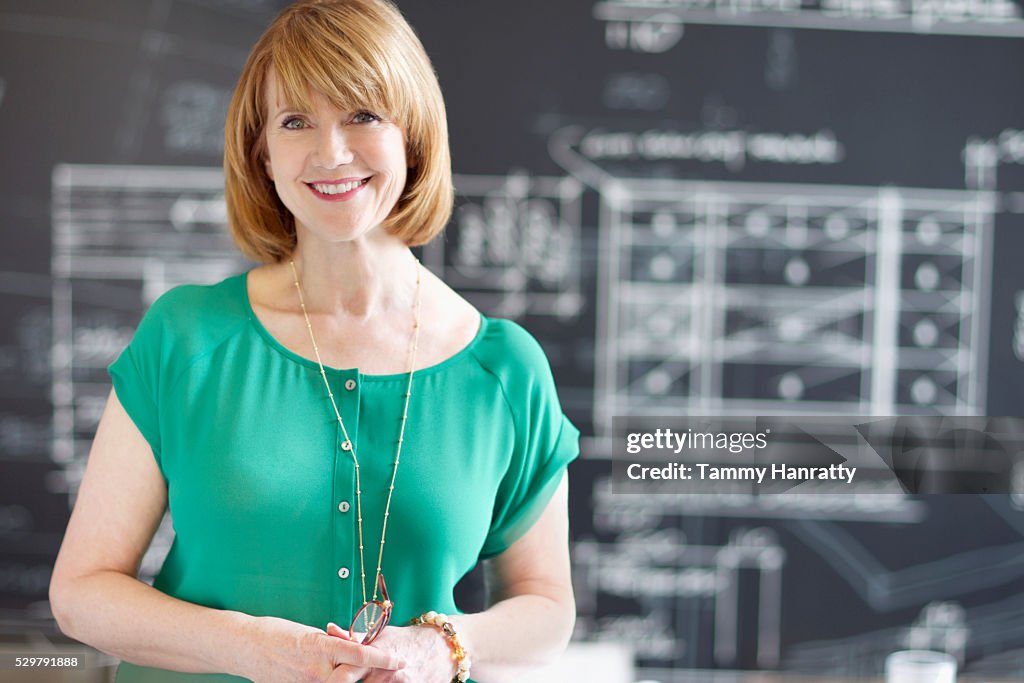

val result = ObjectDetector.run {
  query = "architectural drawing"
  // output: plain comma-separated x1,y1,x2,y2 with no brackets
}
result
577,475,1024,676
545,128,995,432
422,172,585,320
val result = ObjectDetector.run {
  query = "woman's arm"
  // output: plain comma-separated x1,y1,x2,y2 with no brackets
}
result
49,389,404,683
449,473,576,681
363,473,576,683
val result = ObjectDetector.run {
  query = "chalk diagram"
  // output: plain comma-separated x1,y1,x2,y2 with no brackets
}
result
422,172,585,321
574,516,788,669
552,126,1001,435
574,158,996,432
563,2,1024,679
573,476,1024,675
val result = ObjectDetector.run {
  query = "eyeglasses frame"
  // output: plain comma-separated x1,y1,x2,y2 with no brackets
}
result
349,573,392,645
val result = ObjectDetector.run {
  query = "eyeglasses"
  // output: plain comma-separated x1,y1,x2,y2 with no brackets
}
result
350,573,392,645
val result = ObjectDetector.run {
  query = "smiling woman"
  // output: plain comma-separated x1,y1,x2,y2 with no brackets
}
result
47,1,579,683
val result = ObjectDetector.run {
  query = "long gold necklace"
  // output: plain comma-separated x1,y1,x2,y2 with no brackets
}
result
288,256,421,616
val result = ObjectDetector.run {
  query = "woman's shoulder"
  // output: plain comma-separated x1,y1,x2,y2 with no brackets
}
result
478,316,548,360
144,273,248,320
130,272,251,352
471,315,559,393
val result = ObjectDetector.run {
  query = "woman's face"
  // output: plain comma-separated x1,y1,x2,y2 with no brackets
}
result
262,70,408,246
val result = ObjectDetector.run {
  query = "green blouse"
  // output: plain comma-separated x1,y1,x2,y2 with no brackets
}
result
108,272,580,682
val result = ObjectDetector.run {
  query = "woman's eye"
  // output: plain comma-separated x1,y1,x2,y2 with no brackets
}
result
281,117,306,130
352,111,381,124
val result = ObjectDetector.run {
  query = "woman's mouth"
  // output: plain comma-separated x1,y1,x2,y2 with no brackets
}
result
306,177,371,201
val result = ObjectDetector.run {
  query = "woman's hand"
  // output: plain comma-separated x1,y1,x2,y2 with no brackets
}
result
326,622,455,683
240,615,406,683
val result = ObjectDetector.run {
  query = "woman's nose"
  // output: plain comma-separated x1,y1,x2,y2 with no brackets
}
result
313,126,354,169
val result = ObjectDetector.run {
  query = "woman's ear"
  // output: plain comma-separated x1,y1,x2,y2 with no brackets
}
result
264,158,274,181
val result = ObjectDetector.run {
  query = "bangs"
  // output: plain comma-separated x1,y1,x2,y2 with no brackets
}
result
264,10,410,124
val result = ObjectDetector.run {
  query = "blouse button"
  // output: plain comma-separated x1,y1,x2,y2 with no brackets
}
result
338,567,350,579
338,500,350,513
341,440,352,451
345,379,357,391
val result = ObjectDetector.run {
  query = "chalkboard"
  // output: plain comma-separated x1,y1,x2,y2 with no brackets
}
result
2,1,1024,680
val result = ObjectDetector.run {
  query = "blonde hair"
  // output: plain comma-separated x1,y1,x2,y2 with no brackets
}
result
224,0,453,262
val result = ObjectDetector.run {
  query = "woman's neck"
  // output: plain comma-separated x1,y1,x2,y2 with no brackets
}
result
285,229,417,320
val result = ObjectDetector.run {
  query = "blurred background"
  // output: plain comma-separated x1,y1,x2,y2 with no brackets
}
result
2,0,1024,681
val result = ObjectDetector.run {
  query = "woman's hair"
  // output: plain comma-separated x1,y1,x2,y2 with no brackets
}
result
224,0,453,262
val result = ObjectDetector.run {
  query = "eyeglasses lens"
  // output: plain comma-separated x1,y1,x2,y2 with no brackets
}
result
354,602,387,645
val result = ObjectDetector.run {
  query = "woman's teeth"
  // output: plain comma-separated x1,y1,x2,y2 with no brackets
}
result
311,179,367,194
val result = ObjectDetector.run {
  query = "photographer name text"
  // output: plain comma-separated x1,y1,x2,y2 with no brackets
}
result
626,462,857,484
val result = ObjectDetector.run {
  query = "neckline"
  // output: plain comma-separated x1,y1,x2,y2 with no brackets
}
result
239,270,486,381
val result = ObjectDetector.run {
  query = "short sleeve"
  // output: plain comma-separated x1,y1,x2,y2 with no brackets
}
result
108,295,172,470
479,329,581,559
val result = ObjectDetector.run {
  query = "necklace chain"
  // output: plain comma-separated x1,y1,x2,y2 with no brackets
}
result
288,257,422,611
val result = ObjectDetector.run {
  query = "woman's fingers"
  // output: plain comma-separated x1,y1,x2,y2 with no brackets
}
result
325,622,349,639
325,637,405,671
325,622,369,643
320,622,405,681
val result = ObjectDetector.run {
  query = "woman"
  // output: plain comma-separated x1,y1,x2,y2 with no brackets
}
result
48,1,579,681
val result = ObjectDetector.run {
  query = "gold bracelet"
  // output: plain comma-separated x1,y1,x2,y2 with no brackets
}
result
410,611,471,682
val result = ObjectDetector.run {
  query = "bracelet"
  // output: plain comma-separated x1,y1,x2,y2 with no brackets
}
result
410,611,471,682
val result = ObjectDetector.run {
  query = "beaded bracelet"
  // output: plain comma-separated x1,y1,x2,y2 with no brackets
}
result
410,611,472,682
